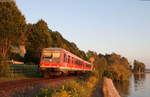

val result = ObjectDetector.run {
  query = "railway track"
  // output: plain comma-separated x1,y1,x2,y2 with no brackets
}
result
0,76,77,90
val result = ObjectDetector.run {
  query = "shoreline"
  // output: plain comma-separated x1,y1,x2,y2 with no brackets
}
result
133,72,150,74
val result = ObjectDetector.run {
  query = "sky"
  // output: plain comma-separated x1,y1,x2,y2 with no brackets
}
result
15,0,150,68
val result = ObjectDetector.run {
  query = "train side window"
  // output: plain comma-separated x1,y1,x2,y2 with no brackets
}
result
74,58,76,65
64,54,68,62
75,59,77,65
75,59,82,65
64,54,66,62
72,57,74,64
76,60,78,65
68,55,70,63
64,54,65,62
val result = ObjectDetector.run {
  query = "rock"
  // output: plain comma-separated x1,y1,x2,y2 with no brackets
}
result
103,77,121,97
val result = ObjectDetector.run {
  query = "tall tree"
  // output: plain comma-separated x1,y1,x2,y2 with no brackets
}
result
133,60,145,73
0,1,26,58
25,19,52,64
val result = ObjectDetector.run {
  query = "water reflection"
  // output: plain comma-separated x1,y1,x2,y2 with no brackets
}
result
114,81,130,97
115,73,150,97
133,74,145,91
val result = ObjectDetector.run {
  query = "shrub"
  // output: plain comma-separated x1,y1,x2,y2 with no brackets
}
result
52,76,97,97
104,65,131,82
0,61,11,77
37,75,98,97
37,88,53,97
88,76,97,84
52,90,70,97
62,81,86,97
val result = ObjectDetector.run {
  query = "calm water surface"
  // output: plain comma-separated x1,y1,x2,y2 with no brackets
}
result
115,73,150,97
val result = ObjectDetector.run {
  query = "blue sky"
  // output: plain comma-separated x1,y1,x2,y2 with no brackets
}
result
15,0,150,68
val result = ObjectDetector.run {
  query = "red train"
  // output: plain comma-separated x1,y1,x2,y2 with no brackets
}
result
40,48,93,77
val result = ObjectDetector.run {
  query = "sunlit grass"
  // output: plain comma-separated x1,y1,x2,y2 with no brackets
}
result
36,74,98,97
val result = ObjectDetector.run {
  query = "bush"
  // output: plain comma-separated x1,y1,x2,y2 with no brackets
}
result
52,75,98,97
37,88,53,97
52,90,70,97
0,61,11,77
37,75,98,97
104,65,131,82
62,81,86,97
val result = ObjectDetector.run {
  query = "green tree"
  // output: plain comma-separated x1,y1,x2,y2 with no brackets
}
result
0,1,26,58
133,60,145,73
50,31,87,60
120,57,130,68
86,51,107,79
25,19,52,64
103,53,131,81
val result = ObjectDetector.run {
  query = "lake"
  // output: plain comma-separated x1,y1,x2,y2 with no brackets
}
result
115,73,150,97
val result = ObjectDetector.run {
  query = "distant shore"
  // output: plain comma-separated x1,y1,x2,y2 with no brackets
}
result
134,72,150,74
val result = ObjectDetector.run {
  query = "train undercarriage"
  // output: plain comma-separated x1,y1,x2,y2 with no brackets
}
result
40,67,87,78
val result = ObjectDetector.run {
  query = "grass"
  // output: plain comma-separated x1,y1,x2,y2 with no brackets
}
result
36,73,98,97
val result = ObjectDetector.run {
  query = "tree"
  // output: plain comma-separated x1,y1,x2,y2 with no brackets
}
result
0,1,26,59
105,53,130,68
25,19,52,64
120,57,130,68
133,60,145,73
50,31,87,60
103,53,131,81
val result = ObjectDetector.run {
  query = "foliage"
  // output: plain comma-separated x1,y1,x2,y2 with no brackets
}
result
0,61,11,77
0,1,26,58
37,88,53,97
24,22,87,64
105,53,130,68
86,51,131,82
101,53,131,82
86,51,107,79
52,90,70,97
37,75,98,97
51,31,87,60
52,76,97,97
133,60,145,73
0,0,132,85
24,20,52,64
0,1,87,64
104,65,131,82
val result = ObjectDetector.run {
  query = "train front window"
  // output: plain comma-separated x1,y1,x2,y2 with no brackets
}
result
52,52,60,58
43,56,52,59
42,51,61,63
42,52,60,59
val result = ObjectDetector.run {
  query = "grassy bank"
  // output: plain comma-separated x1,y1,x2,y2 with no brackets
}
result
36,72,98,97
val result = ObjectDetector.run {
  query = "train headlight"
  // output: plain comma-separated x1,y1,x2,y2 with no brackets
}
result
49,59,52,62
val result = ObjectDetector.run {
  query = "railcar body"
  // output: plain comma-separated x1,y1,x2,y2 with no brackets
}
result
40,48,93,77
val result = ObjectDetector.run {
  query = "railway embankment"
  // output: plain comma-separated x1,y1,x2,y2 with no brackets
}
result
0,76,76,97
102,77,121,97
